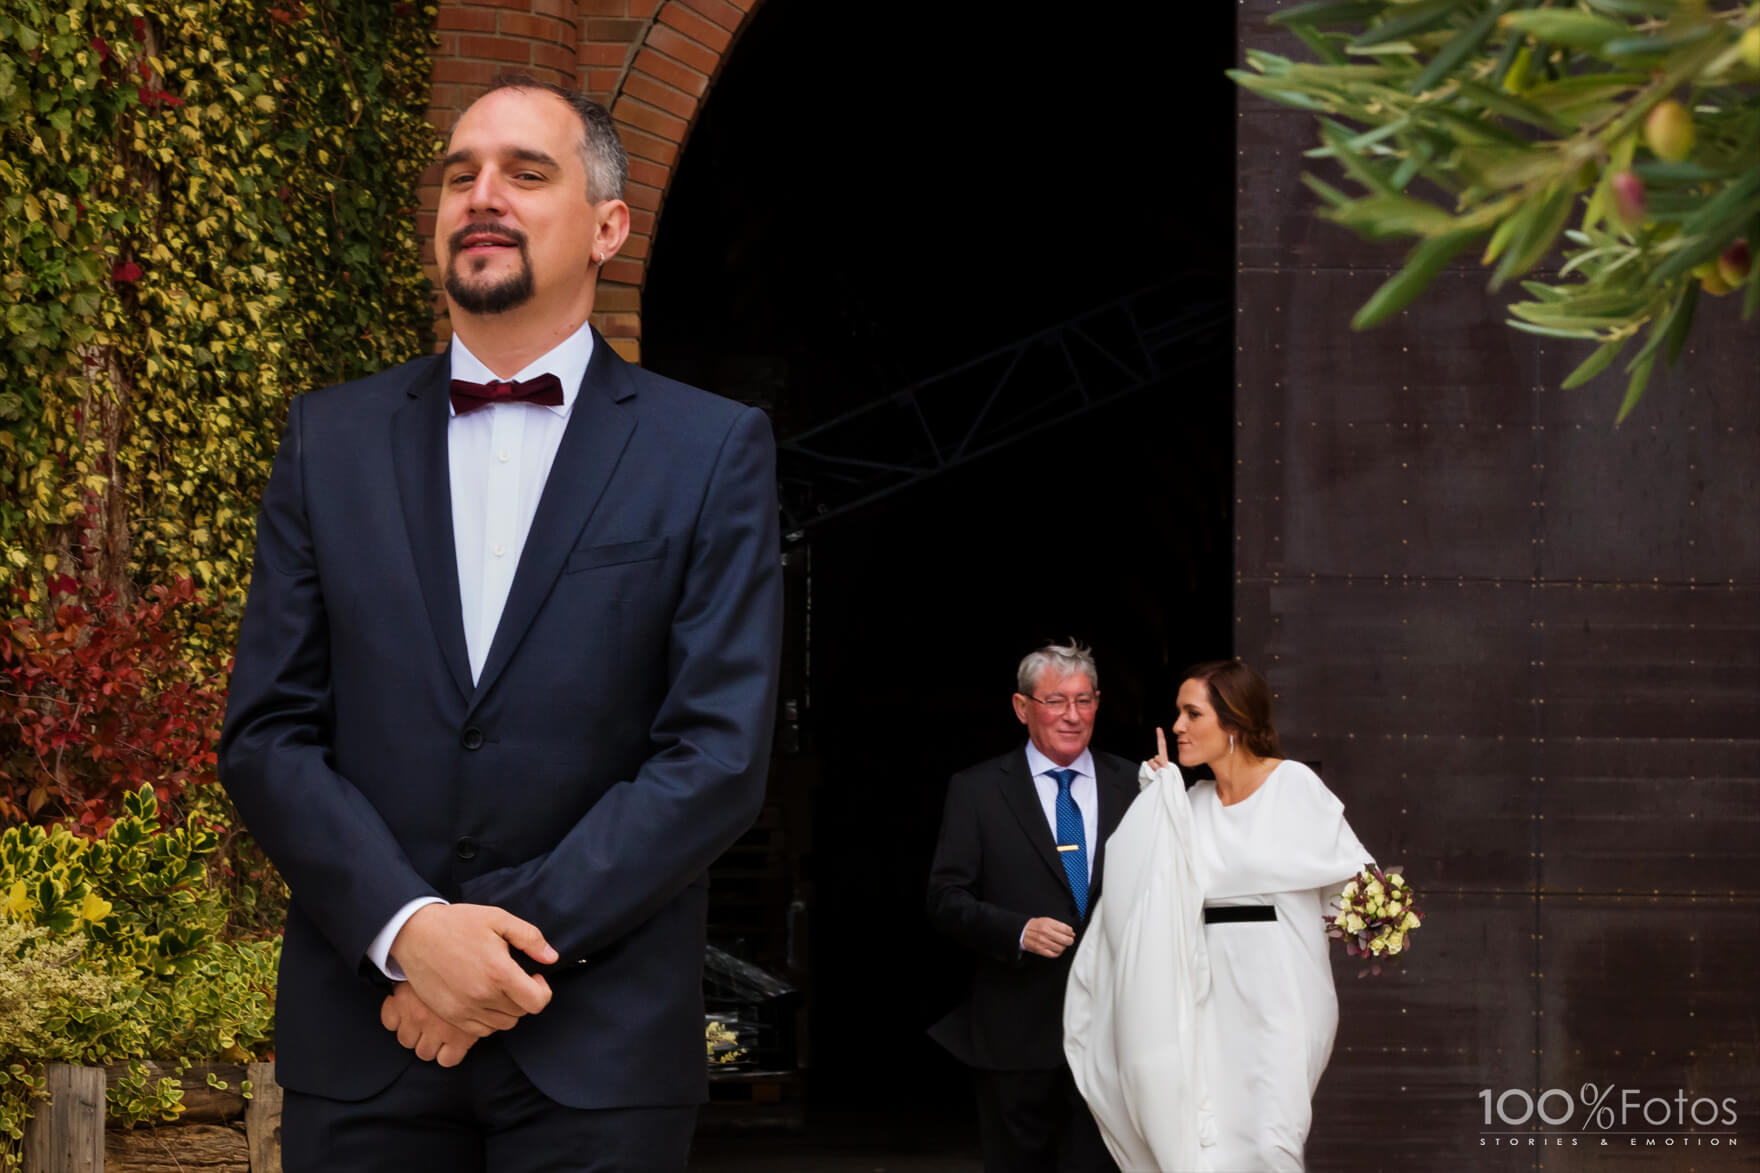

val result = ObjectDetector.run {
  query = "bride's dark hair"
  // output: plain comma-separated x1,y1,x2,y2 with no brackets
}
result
1182,659,1280,758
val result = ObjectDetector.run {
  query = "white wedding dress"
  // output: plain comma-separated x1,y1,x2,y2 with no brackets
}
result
1066,760,1371,1172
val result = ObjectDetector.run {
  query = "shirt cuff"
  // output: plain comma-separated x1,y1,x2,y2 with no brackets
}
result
367,896,449,980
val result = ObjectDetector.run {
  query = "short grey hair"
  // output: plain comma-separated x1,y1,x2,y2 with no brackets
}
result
487,72,629,203
1015,641,1098,696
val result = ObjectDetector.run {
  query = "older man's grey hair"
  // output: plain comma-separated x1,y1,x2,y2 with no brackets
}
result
1015,641,1099,696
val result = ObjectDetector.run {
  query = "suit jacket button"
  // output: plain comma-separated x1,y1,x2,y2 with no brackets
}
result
461,727,485,750
455,836,479,861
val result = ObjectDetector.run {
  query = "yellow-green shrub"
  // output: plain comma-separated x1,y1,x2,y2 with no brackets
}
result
0,785,278,1164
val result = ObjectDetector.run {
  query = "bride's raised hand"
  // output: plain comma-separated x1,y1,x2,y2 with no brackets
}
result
1148,727,1170,772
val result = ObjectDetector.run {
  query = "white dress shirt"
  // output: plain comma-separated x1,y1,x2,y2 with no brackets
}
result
1025,742,1099,885
365,322,596,979
1017,742,1100,951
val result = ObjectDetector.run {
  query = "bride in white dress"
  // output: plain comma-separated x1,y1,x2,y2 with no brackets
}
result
1064,660,1372,1172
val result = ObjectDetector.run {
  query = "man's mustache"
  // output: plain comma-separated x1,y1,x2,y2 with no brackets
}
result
448,222,529,253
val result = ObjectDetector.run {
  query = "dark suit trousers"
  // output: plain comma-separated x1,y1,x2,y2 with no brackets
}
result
281,1036,697,1173
974,1064,1117,1173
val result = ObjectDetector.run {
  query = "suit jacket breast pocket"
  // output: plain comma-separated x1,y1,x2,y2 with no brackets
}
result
563,535,670,574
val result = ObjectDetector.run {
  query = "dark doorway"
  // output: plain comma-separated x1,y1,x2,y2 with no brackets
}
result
644,1,1236,1126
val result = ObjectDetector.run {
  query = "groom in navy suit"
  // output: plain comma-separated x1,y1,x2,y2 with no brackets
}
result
220,74,781,1172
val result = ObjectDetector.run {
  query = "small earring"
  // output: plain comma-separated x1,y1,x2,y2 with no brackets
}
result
1228,734,1234,754
593,253,602,265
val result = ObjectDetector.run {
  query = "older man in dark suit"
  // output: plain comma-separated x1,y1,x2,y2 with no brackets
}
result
928,642,1137,1172
220,73,781,1173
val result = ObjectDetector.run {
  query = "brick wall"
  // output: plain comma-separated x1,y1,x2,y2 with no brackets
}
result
422,0,761,360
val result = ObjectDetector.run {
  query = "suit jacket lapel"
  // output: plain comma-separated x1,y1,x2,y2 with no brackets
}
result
999,747,1070,890
391,353,473,702
1089,755,1135,912
469,333,636,708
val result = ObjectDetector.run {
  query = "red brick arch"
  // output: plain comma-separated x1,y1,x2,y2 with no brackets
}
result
422,0,765,361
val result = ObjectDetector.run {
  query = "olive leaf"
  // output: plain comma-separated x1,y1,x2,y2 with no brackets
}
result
1235,0,1760,421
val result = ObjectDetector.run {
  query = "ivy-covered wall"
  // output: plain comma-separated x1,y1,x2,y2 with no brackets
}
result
0,0,439,635
0,1,441,1156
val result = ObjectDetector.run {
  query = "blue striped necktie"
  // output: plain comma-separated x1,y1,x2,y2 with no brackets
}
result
1049,768,1088,918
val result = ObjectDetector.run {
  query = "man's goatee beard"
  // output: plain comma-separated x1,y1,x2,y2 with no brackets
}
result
446,263,535,315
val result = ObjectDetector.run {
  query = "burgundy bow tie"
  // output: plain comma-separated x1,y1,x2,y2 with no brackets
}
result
449,372,565,415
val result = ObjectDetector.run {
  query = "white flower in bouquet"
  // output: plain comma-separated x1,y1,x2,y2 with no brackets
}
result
1325,864,1426,977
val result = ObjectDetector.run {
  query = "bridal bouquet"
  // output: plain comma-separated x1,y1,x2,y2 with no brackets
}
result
1326,866,1423,977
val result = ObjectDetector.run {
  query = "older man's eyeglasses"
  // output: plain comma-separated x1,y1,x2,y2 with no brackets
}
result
1022,693,1098,712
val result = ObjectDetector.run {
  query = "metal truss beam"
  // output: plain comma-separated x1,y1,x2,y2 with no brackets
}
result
777,281,1229,539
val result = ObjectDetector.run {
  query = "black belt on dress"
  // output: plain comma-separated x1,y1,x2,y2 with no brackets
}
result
1203,905,1276,924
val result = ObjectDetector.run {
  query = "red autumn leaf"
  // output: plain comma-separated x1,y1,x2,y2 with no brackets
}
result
92,36,112,61
132,16,148,41
0,543,227,837
112,260,142,283
136,86,184,110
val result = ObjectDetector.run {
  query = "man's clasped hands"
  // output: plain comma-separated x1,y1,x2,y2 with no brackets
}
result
379,902,558,1068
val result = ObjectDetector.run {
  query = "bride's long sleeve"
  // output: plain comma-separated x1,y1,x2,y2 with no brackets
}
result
1065,762,1215,1172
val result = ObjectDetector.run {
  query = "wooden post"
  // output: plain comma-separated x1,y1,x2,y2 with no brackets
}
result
243,1062,282,1173
20,1063,105,1173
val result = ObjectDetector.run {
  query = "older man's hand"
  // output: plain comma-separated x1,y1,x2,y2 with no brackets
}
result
1022,917,1076,958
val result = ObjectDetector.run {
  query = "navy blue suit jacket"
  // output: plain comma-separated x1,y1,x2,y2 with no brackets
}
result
219,332,782,1108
